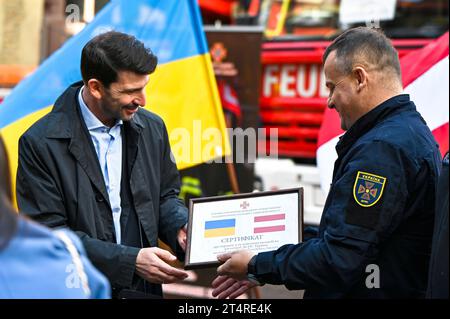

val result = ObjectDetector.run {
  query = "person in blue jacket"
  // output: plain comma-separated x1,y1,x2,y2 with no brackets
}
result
212,27,442,299
0,135,110,299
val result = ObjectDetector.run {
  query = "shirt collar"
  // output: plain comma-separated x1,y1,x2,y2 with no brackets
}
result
78,86,123,132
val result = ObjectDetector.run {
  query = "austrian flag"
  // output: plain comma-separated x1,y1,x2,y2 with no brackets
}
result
254,213,286,234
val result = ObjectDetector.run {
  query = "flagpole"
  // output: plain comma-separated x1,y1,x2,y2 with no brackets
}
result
224,114,240,194
226,161,241,193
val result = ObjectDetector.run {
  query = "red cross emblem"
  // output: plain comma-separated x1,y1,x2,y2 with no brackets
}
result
240,201,249,209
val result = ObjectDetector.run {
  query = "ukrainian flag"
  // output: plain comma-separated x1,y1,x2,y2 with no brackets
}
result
204,218,236,238
0,0,230,202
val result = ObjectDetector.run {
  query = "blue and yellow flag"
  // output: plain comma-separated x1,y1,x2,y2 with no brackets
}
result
0,0,230,198
204,219,236,238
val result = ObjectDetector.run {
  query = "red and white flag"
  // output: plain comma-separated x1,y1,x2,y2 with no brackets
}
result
317,32,449,193
253,213,286,234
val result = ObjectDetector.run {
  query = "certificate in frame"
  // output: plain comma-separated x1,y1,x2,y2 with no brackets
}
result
185,188,303,270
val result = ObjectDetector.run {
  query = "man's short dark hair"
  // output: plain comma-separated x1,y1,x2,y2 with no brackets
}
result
81,31,158,87
323,27,401,79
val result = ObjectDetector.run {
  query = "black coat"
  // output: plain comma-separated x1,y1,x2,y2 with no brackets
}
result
17,82,188,291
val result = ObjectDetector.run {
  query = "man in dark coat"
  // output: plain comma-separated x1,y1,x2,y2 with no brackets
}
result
212,27,441,299
17,31,189,298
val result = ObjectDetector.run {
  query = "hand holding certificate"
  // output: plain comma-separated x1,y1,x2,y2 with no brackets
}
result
185,188,304,269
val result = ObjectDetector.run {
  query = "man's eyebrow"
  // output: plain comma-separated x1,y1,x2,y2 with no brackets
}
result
120,86,144,93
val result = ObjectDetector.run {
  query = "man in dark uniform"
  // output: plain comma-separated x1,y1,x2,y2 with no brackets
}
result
17,31,189,298
212,27,442,298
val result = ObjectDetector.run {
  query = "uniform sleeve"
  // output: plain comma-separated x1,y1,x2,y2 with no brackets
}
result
254,141,414,295
157,121,188,260
17,134,140,289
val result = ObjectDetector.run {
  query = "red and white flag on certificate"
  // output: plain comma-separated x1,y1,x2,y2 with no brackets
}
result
317,32,449,193
253,213,286,234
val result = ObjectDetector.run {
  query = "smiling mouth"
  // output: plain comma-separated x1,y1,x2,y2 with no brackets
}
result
124,103,140,111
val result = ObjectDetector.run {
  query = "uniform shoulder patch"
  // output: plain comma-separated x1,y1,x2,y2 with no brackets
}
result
353,171,387,207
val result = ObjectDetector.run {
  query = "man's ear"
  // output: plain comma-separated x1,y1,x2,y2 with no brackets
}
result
86,79,103,100
353,66,369,92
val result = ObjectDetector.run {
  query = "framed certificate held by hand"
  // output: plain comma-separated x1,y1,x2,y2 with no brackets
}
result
184,188,303,269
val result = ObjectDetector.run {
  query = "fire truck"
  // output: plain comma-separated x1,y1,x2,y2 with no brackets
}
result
200,0,449,225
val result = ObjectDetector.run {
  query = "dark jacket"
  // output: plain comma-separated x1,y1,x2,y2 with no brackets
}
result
427,152,449,299
253,95,441,298
17,82,188,294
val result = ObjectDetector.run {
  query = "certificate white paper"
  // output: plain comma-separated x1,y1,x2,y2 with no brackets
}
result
185,188,303,269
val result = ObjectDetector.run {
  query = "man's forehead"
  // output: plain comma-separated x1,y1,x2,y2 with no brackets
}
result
323,51,339,78
114,71,149,87
324,50,337,63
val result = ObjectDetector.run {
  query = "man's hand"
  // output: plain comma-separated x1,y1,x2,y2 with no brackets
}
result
216,250,256,280
136,247,188,284
177,224,187,252
211,275,256,299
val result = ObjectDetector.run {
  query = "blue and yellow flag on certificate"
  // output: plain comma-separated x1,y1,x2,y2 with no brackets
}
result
204,219,236,238
0,0,230,198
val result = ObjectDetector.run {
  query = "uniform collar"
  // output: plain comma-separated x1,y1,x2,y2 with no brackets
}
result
336,94,413,156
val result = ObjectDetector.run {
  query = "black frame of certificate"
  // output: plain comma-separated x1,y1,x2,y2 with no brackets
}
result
184,187,304,270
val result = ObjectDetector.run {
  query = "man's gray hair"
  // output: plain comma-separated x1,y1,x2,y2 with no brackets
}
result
323,27,401,79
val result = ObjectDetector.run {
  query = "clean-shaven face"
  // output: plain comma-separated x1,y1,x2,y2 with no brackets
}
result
324,51,359,131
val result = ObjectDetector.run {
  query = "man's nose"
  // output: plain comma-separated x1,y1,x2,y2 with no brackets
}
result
133,91,146,107
327,98,335,109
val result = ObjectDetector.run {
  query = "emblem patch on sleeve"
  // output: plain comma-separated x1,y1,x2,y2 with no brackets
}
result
353,171,387,207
